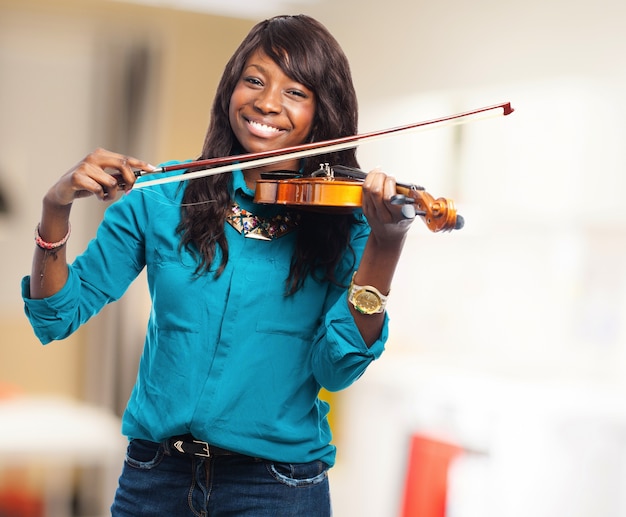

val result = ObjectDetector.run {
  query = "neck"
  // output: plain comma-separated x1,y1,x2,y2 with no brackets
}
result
243,158,301,189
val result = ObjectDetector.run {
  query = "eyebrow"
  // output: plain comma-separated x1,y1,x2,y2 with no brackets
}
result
244,63,266,74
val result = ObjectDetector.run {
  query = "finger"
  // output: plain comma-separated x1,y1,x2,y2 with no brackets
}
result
67,168,115,202
363,172,398,223
76,158,125,201
382,176,410,221
85,150,154,191
108,156,138,190
61,170,108,204
118,157,156,190
382,175,398,205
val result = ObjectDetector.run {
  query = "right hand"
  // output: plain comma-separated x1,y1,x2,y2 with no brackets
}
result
44,148,155,206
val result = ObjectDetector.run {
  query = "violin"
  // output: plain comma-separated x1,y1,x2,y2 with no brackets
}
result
254,164,463,232
127,102,513,233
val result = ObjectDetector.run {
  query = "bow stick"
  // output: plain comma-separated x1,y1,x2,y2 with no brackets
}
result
130,101,513,190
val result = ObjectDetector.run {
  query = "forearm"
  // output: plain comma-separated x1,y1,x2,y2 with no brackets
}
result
28,149,153,300
30,200,72,299
349,232,407,346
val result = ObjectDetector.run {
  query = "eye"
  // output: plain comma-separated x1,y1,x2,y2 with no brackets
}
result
287,89,308,98
244,76,263,87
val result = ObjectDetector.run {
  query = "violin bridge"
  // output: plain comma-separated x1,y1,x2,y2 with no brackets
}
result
312,163,333,178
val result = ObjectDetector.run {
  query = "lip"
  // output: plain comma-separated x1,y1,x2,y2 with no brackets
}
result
244,117,287,138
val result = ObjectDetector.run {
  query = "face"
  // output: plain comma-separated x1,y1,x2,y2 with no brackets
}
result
229,50,316,172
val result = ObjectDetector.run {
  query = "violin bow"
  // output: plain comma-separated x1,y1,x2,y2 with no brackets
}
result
131,101,513,190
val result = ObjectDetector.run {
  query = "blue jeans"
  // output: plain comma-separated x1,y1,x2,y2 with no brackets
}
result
111,439,331,516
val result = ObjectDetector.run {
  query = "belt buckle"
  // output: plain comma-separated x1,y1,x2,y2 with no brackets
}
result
193,439,211,458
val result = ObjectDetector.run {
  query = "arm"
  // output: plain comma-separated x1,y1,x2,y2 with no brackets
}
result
31,148,154,299
309,172,413,391
349,170,414,346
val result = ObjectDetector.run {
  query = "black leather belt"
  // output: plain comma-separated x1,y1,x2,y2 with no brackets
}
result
168,435,240,458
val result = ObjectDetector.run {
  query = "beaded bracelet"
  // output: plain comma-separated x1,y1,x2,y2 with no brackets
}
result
34,223,71,251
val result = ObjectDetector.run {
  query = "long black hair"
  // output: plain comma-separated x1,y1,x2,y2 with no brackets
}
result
177,15,361,293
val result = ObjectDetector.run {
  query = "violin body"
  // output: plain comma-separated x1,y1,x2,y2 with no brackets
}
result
254,176,363,207
254,172,462,232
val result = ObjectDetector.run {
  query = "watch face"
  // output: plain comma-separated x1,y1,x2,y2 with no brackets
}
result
354,288,382,314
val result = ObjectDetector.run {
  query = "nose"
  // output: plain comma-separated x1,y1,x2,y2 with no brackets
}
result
253,86,282,114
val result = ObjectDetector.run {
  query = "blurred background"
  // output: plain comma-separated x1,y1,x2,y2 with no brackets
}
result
1,0,626,515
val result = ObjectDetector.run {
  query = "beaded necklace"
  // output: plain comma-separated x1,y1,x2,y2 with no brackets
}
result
226,202,300,241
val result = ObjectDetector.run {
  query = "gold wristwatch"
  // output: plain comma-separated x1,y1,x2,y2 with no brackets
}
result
348,272,389,315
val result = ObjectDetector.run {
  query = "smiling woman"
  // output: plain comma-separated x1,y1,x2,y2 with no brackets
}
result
21,14,419,517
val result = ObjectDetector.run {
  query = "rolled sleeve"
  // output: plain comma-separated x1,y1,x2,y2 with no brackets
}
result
21,268,84,344
311,293,387,392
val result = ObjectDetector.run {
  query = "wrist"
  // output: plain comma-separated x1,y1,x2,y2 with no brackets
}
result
348,272,389,315
38,200,72,245
35,222,71,251
370,230,408,252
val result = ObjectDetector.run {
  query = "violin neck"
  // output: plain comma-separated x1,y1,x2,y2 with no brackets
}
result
330,165,422,194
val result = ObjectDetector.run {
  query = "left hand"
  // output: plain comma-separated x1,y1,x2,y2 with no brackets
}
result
361,169,415,245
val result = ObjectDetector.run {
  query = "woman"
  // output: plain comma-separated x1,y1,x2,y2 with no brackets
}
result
22,14,414,516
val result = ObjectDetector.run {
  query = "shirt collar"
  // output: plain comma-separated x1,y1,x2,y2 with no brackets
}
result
232,169,254,198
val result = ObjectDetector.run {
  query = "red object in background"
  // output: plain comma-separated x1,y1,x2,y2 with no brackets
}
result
0,385,43,517
401,434,463,517
0,489,43,517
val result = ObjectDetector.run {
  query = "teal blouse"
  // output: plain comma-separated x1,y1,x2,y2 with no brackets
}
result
21,166,388,466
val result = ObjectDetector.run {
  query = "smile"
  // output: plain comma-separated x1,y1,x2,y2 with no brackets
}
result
246,119,285,136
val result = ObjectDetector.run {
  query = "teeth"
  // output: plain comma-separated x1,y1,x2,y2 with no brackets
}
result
248,120,281,133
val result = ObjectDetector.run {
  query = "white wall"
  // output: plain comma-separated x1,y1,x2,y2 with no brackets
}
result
308,1,626,515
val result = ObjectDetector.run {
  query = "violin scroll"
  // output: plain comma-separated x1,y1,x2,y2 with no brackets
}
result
405,187,464,232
